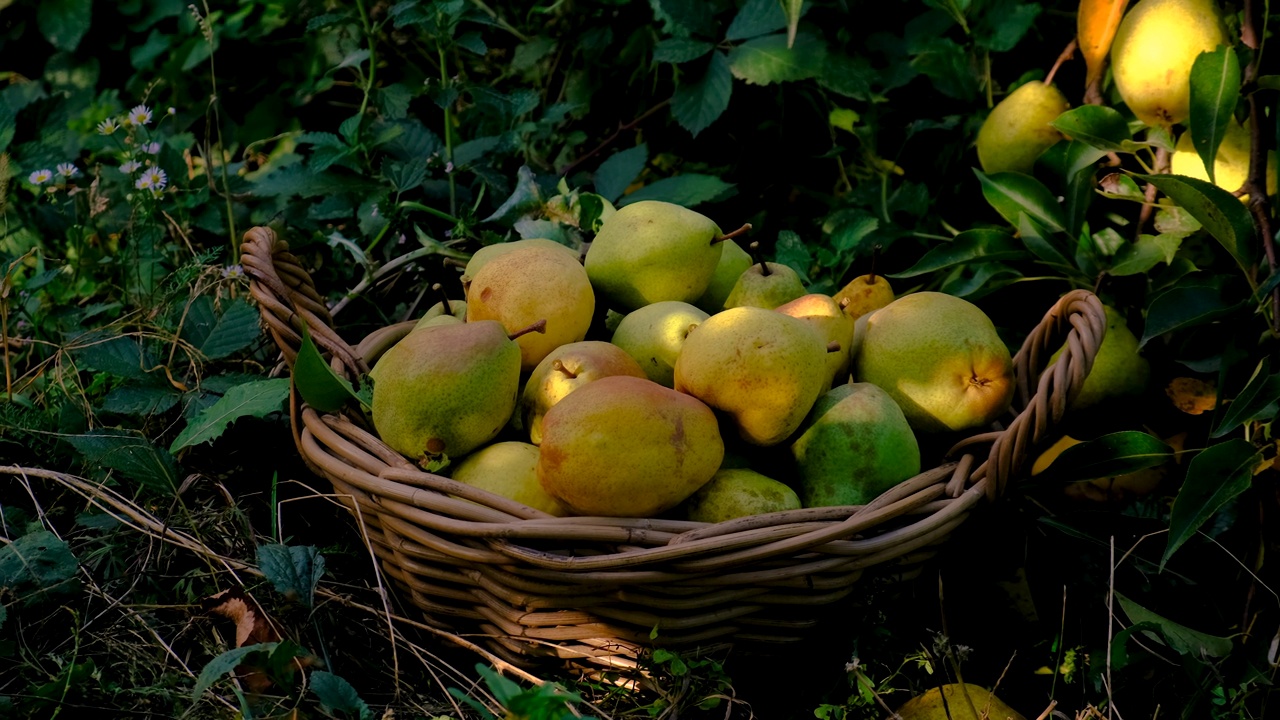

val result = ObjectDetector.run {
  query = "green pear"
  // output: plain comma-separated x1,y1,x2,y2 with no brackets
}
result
791,383,921,507
724,249,807,310
520,341,647,445
462,238,579,288
466,244,595,371
695,240,753,313
450,441,572,516
855,292,1014,433
610,301,710,387
833,274,895,321
776,294,855,388
675,306,829,446
537,376,724,517
976,80,1069,174
371,320,524,461
584,200,728,311
413,288,467,331
682,468,801,523
410,314,463,333
1050,305,1150,410
1111,0,1226,127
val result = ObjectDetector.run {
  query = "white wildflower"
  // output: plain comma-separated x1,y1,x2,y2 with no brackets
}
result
56,163,79,178
97,118,120,135
120,160,142,173
126,104,153,126
141,141,161,154
29,169,52,185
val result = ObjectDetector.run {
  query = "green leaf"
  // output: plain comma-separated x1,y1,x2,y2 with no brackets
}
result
890,229,1027,278
294,328,363,413
1116,593,1232,658
1212,357,1280,438
618,174,733,208
727,32,826,85
1163,439,1262,566
0,531,80,606
182,297,262,360
819,53,875,101
725,0,788,41
775,230,812,283
1133,173,1255,269
1189,46,1241,185
1016,214,1073,268
37,0,92,52
672,51,732,137
1040,432,1173,482
1141,282,1240,347
456,31,487,56
595,144,648,204
972,0,1040,52
1051,106,1132,152
1097,173,1147,202
191,643,277,702
1108,234,1182,276
652,38,713,64
257,544,325,608
975,170,1065,233
310,672,374,720
940,261,1022,299
482,165,542,224
169,379,291,454
100,384,181,416
67,430,180,492
72,335,154,380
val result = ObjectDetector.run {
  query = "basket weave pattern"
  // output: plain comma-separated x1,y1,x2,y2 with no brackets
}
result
243,226,1106,670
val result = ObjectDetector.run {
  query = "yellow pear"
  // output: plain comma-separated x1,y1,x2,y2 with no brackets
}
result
466,244,595,371
1110,0,1226,127
519,341,646,445
371,320,523,461
1171,119,1278,200
537,376,724,517
584,200,727,311
854,292,1014,433
681,469,801,523
462,238,579,288
695,239,753,313
610,301,710,387
976,80,1070,174
895,684,1025,720
674,306,829,446
775,294,855,388
833,273,895,320
450,442,572,516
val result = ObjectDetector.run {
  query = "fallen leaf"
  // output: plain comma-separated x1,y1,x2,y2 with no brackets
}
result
1166,377,1217,415
205,587,280,647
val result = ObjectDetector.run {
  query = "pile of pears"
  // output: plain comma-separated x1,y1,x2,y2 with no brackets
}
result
369,200,1022,523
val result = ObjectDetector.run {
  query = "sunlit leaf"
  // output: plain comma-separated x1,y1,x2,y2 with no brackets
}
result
1189,46,1241,185
1134,173,1255,270
976,170,1065,233
1051,105,1131,152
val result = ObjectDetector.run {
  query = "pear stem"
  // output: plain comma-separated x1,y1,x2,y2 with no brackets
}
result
508,319,547,340
748,241,771,277
838,297,851,311
552,359,577,378
712,223,752,245
431,283,452,316
868,244,881,284
1043,38,1076,87
826,341,842,353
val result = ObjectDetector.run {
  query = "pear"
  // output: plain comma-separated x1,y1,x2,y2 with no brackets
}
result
371,320,524,461
462,238,579,288
584,200,731,311
537,376,724,517
834,273,895,320
1171,119,1278,200
976,80,1069,174
776,294,855,388
791,383,921,507
895,684,1025,720
520,341,647,445
674,306,829,446
610,301,710,387
695,239,753,313
450,442,573,516
724,245,807,310
682,469,801,523
854,292,1014,433
1111,0,1226,127
1049,305,1149,410
466,244,595,371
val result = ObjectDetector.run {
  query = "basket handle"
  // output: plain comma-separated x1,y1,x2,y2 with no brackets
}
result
975,289,1107,500
241,226,368,379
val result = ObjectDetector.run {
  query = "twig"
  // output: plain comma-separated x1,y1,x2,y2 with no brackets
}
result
1044,39,1078,87
1106,536,1120,720
558,99,672,177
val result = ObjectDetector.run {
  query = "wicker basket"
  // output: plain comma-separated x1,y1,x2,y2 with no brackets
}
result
242,226,1106,673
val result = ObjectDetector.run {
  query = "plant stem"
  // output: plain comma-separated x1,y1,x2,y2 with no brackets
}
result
1240,0,1279,332
399,201,461,225
201,1,238,263
354,0,378,125
439,44,457,217
557,98,672,177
